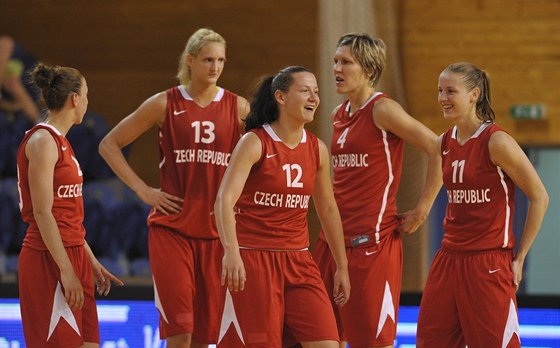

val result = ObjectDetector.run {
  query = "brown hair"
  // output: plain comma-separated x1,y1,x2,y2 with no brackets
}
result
245,66,312,131
30,62,83,111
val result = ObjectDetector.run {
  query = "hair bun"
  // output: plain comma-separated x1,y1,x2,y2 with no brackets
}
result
31,62,56,89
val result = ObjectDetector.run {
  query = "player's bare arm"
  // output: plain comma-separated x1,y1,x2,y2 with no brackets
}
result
237,95,250,129
27,130,84,310
215,132,262,292
373,98,442,233
99,92,183,215
312,140,350,306
489,131,548,289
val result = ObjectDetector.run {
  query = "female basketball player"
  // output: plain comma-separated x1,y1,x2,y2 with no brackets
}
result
312,33,442,348
416,62,548,347
214,66,350,347
99,28,249,348
18,62,122,347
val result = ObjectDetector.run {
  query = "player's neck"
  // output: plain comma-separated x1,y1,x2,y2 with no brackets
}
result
270,121,304,149
43,112,73,136
348,86,375,115
185,83,219,108
455,117,485,145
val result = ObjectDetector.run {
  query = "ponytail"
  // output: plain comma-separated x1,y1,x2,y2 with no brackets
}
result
443,62,495,123
245,66,311,131
476,70,495,123
245,76,277,131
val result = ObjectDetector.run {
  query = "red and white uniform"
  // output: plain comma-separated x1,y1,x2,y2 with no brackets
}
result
17,123,98,347
442,123,516,251
148,86,241,342
417,122,520,348
218,125,338,347
323,92,404,247
148,85,241,238
235,125,317,250
19,124,86,251
313,93,405,346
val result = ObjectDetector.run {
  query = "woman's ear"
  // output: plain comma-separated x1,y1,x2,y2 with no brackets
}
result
274,89,285,105
368,68,375,82
71,93,79,107
471,87,480,104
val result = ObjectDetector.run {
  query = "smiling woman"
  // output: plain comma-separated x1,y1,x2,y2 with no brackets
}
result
416,62,549,348
213,66,350,348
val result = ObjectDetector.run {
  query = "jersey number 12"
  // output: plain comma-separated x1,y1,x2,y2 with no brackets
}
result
282,164,303,188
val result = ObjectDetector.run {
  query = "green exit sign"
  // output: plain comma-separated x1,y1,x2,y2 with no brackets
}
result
510,104,546,120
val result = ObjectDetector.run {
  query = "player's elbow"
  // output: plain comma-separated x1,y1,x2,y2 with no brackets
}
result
529,186,549,213
98,136,112,159
539,189,550,211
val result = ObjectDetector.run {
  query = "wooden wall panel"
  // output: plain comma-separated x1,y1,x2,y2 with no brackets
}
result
3,1,558,285
0,0,318,185
400,0,560,145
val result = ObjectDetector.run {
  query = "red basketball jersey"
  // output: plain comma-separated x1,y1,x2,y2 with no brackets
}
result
235,124,320,250
320,93,404,246
17,123,86,250
148,86,241,238
441,122,516,251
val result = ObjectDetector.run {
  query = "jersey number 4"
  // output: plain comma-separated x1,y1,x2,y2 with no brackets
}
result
337,128,350,149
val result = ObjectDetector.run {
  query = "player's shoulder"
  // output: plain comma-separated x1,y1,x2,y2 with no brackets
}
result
236,95,250,118
146,90,168,108
488,126,516,153
240,129,263,145
28,127,57,146
25,127,59,159
371,96,403,115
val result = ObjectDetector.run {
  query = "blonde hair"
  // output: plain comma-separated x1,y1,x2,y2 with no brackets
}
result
176,28,226,85
442,62,495,123
337,33,386,87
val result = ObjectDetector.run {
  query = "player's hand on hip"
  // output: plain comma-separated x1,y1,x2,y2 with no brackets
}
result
138,186,183,215
396,209,426,234
512,256,525,291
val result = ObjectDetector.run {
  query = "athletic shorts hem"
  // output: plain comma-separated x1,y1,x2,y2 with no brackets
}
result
298,336,340,343
159,328,193,340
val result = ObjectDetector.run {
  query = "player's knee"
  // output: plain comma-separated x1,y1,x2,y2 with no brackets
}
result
165,333,192,348
190,341,209,348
